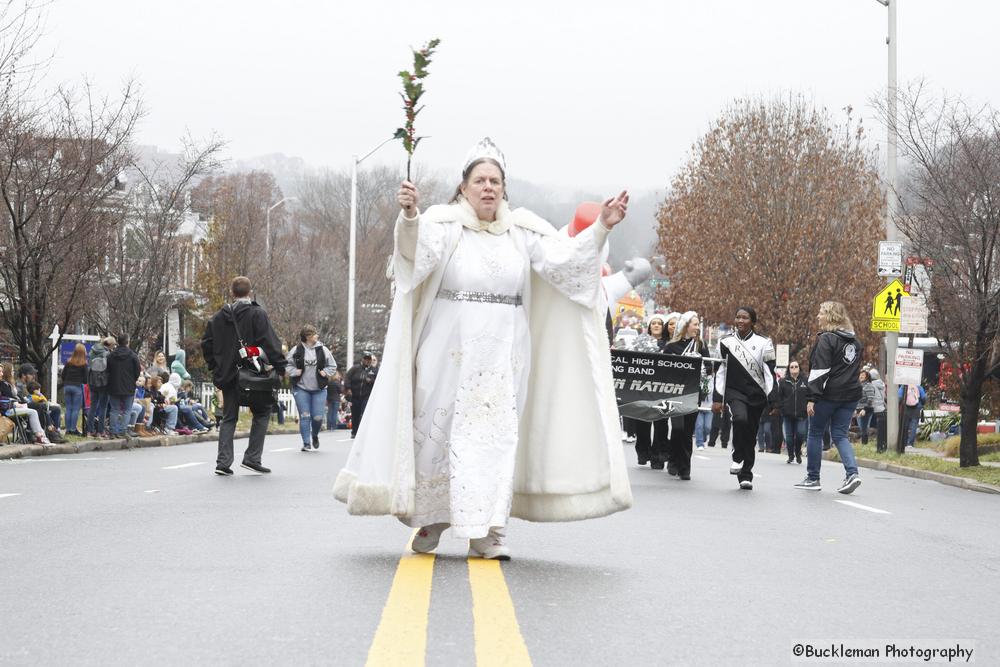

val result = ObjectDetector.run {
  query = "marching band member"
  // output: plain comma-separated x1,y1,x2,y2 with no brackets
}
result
712,306,777,490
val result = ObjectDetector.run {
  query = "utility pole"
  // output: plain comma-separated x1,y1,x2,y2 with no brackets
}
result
875,0,900,450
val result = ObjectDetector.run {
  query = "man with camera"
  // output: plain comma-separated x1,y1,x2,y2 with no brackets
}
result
345,351,378,439
201,276,287,476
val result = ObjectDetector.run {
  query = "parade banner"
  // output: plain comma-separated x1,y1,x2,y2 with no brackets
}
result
611,350,702,422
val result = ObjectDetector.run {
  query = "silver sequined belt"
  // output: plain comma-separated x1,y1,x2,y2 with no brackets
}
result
437,289,522,306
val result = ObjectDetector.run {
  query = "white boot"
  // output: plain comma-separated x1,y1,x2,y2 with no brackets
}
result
469,526,511,561
411,523,449,553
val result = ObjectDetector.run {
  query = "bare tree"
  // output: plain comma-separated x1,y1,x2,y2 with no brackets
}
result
656,96,884,359
0,75,142,388
192,170,285,311
94,135,224,350
877,82,1000,467
289,165,447,365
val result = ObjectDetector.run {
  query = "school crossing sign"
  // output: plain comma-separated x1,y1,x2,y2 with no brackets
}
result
871,279,909,332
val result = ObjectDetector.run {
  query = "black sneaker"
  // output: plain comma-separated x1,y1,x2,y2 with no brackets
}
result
312,435,320,450
837,473,861,495
301,443,311,452
794,478,821,490
241,461,271,474
666,462,679,477
739,480,753,490
214,466,234,476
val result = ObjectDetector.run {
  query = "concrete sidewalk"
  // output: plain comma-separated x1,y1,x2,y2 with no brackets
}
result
0,425,302,460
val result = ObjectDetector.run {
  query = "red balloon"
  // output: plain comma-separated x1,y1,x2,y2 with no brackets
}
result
568,201,602,238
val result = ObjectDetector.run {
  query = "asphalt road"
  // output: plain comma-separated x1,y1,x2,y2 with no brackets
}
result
1,430,997,666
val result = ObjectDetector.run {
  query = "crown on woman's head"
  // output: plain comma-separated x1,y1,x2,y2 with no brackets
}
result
462,137,507,176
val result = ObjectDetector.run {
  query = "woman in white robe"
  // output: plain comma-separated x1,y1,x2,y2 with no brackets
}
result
333,138,633,559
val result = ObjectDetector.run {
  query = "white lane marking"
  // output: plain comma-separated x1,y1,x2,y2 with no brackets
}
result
269,447,297,452
9,457,112,463
162,462,208,470
0,493,21,499
144,490,160,494
834,499,891,515
694,455,711,461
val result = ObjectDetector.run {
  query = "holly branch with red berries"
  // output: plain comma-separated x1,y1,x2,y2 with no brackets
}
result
393,38,441,181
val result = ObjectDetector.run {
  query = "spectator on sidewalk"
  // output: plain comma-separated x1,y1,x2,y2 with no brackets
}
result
899,383,927,448
107,334,141,438
171,349,192,382
777,360,808,464
200,276,287,475
1,363,50,444
146,351,170,380
326,371,343,431
345,351,378,439
87,337,115,436
869,369,888,452
128,375,151,436
61,344,89,435
18,364,63,441
148,375,179,434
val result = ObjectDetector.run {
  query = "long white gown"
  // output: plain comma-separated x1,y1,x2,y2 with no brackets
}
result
402,222,601,539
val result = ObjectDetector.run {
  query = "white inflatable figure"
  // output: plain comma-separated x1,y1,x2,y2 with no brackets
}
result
602,258,652,310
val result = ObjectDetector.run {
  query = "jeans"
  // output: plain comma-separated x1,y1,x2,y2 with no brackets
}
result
806,399,859,481
327,396,341,429
64,384,85,432
179,404,210,429
782,416,808,460
108,394,134,435
694,411,712,447
857,408,873,444
129,402,145,427
756,419,771,451
293,387,327,445
87,389,110,434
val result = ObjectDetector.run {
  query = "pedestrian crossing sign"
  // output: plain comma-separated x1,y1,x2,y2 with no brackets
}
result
871,279,909,332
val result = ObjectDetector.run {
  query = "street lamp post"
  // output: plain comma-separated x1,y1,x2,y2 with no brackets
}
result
875,0,900,450
265,196,298,269
347,137,395,369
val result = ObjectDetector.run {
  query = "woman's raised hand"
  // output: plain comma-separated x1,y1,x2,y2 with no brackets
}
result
397,180,420,217
601,190,630,229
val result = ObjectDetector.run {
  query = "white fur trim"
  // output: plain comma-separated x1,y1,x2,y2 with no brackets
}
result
332,469,355,503
333,469,395,516
511,486,633,523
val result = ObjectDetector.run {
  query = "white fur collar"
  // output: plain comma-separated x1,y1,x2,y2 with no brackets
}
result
421,198,556,237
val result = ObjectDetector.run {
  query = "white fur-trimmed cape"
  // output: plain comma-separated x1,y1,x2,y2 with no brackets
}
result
333,200,632,523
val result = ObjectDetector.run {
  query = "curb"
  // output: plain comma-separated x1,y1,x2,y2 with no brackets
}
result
823,451,1000,495
0,427,301,461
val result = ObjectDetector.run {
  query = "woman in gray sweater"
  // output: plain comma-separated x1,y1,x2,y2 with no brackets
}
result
288,325,337,452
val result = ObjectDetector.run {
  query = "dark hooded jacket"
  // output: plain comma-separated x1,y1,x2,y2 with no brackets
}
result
806,329,863,403
107,345,142,396
200,300,287,388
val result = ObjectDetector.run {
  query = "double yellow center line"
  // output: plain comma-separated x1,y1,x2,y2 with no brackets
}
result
365,532,532,666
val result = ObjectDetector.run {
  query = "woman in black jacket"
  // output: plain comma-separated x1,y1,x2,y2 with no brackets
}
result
776,360,808,464
61,343,89,435
794,301,863,494
663,311,709,480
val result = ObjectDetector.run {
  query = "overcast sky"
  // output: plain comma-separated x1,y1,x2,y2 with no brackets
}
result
35,0,1000,191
